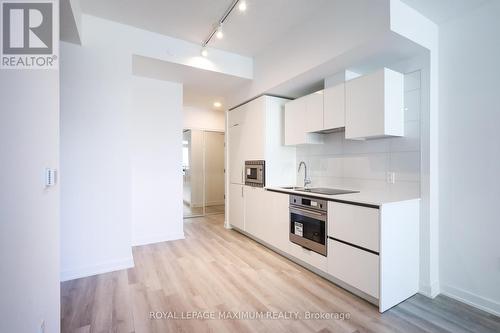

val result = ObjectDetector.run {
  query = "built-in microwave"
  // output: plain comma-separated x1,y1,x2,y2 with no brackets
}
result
245,160,265,187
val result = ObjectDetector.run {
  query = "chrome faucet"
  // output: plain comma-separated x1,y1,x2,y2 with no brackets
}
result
298,161,311,188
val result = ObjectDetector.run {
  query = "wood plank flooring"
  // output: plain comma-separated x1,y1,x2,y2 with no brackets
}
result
61,214,500,333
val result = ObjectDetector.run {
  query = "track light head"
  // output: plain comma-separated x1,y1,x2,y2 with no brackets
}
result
238,0,247,12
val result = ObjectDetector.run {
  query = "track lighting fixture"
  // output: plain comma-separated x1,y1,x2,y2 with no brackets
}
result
200,0,248,57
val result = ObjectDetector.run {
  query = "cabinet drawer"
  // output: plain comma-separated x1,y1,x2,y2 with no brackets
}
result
328,239,379,298
288,242,327,272
328,202,379,252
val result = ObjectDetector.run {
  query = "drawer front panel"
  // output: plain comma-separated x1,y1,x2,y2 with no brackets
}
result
328,238,379,298
328,202,379,252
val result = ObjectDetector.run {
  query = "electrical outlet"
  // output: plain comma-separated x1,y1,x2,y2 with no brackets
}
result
39,320,45,333
386,172,396,184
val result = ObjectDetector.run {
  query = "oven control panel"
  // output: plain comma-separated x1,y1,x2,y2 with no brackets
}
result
289,195,327,211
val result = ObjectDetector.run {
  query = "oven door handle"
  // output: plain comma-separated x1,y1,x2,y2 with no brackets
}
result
290,207,327,221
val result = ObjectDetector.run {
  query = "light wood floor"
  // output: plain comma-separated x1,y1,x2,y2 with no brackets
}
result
61,214,500,333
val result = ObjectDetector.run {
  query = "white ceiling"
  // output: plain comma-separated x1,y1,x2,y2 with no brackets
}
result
132,55,251,111
80,0,328,57
401,0,488,24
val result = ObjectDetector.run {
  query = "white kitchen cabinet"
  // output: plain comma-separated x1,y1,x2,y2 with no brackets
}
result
241,98,266,161
243,186,265,239
345,68,404,139
228,105,247,184
262,190,290,253
323,83,345,130
328,238,379,298
228,104,245,127
243,188,290,254
228,184,245,230
326,199,419,312
284,94,323,145
228,96,296,186
305,92,324,132
228,123,244,184
328,202,380,252
244,188,327,272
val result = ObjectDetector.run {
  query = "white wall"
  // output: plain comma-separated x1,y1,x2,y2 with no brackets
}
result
131,76,184,246
60,39,134,280
439,0,500,315
0,66,60,333
296,70,422,197
61,15,185,279
184,106,225,132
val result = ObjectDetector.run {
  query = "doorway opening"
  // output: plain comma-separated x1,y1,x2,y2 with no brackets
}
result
183,129,225,218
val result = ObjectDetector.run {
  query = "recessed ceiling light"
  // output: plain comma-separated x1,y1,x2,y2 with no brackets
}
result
201,47,208,57
238,0,247,12
213,101,222,108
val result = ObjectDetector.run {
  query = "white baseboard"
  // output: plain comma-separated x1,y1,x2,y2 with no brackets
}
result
132,232,185,247
60,257,134,282
419,280,440,298
441,284,500,317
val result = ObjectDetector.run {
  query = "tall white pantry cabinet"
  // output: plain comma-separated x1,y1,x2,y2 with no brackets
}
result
227,95,296,230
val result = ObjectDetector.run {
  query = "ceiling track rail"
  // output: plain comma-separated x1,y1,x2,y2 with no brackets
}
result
202,0,241,48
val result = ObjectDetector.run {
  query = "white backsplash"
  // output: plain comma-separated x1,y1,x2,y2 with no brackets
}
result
296,71,422,196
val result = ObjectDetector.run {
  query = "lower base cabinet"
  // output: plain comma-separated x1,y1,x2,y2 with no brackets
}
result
327,239,379,299
231,188,419,313
228,184,244,230
244,187,290,253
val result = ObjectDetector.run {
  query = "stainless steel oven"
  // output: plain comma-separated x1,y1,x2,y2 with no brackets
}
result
289,195,327,256
245,160,265,187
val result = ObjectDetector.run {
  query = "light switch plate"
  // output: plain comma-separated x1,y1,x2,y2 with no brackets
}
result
45,168,57,187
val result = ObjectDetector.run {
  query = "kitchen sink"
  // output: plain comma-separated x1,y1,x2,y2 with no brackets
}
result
280,186,306,190
281,186,359,195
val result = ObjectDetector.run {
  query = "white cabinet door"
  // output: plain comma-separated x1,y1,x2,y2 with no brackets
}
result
324,83,345,130
262,190,290,253
241,97,266,161
328,202,380,252
228,106,244,127
244,186,265,240
306,92,324,132
328,239,379,298
229,184,245,230
228,124,244,184
243,189,290,253
285,97,323,145
345,68,404,139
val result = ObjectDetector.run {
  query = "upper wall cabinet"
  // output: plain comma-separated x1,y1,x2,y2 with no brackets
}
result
345,68,404,139
305,92,324,132
284,92,324,145
324,83,346,130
